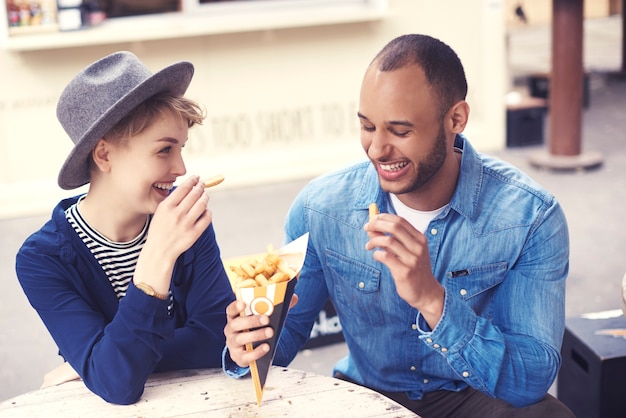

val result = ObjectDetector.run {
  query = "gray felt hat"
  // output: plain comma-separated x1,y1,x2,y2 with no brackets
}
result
56,51,194,190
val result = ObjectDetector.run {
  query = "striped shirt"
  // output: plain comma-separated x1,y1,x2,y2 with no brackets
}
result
65,198,148,300
66,199,173,314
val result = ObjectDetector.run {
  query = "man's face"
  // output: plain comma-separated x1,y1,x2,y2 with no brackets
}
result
358,64,450,198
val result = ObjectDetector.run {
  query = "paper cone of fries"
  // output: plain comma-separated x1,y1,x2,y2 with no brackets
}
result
227,233,309,406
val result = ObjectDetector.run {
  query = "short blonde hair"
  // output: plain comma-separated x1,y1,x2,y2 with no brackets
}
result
104,92,205,141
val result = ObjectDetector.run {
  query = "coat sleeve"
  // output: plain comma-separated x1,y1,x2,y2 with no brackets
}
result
16,223,233,405
156,225,235,371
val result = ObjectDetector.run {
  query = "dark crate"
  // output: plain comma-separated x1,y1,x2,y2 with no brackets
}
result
506,97,547,148
558,314,626,418
301,298,344,350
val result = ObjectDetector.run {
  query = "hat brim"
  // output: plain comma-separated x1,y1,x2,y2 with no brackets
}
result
57,60,194,190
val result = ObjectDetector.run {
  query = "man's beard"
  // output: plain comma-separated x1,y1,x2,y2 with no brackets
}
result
393,123,447,195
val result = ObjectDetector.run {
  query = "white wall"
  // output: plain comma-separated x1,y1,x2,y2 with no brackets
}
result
0,0,506,219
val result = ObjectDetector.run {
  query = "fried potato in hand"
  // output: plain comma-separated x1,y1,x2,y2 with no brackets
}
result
203,174,225,188
368,202,379,222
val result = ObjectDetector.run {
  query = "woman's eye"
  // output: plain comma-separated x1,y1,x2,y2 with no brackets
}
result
159,146,172,154
361,125,375,132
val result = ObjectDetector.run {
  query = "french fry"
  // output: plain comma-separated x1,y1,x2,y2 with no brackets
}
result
235,278,258,288
203,174,225,188
228,245,298,288
368,202,379,222
240,263,256,278
269,272,289,283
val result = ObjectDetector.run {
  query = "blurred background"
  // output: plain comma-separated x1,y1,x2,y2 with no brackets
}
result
1,0,625,408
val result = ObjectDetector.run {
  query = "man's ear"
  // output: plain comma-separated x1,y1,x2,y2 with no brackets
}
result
447,100,470,134
91,139,111,173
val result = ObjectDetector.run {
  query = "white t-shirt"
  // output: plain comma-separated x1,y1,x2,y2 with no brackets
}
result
389,193,448,234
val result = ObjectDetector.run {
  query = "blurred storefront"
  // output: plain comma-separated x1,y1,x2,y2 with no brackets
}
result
2,0,507,218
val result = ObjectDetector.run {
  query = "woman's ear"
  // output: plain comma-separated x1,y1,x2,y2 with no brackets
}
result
448,100,470,134
91,139,111,173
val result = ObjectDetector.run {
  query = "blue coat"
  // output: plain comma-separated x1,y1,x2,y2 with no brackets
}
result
16,195,235,404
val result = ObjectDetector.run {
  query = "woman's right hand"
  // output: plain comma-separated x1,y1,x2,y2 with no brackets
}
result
134,175,211,295
148,175,211,260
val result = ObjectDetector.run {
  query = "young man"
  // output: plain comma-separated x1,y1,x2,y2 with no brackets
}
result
223,35,574,416
16,52,234,405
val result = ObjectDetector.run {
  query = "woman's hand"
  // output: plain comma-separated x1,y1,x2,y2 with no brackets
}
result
134,176,211,294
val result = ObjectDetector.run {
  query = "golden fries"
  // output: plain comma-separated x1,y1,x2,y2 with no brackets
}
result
203,174,225,188
230,245,297,288
368,202,379,222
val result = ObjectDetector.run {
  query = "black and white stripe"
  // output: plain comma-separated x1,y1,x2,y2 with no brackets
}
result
65,199,173,314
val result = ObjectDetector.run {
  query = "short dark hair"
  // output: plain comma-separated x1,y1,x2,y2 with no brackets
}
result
371,34,468,118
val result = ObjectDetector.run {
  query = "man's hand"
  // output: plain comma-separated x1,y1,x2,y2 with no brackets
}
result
224,295,298,367
364,213,445,329
224,300,273,367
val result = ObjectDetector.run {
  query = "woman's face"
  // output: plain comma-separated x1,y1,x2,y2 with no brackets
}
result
106,110,188,216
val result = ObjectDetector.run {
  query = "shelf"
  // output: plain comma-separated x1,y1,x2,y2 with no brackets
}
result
2,2,388,52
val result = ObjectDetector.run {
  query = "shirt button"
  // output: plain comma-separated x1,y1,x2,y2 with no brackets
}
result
441,347,448,353
430,228,438,235
460,289,468,296
411,324,417,330
423,378,429,384
358,282,365,289
410,366,416,371
462,371,470,378
433,344,440,349
426,338,433,343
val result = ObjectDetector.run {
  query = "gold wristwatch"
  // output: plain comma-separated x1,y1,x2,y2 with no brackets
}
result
135,282,168,300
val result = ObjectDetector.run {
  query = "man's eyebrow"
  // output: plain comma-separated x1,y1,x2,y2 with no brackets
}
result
388,120,415,128
357,112,415,128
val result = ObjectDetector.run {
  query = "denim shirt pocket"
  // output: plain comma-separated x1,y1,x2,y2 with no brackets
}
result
325,249,385,326
445,262,508,314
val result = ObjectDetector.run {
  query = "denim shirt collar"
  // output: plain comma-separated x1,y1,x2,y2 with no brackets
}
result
449,133,483,222
355,133,483,222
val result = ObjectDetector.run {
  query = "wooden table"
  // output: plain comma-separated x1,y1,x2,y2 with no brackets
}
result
0,367,418,417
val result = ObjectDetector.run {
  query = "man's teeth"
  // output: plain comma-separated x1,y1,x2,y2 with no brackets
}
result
380,162,407,171
154,183,173,190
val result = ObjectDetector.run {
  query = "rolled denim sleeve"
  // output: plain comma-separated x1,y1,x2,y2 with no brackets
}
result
222,346,250,378
417,199,568,408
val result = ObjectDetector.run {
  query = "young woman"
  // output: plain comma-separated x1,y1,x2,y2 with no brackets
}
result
16,51,234,405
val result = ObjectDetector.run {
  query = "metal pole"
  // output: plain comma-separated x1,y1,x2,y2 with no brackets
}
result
550,0,584,156
529,0,603,170
622,0,626,75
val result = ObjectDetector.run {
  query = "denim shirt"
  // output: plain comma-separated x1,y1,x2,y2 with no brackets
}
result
223,135,569,408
